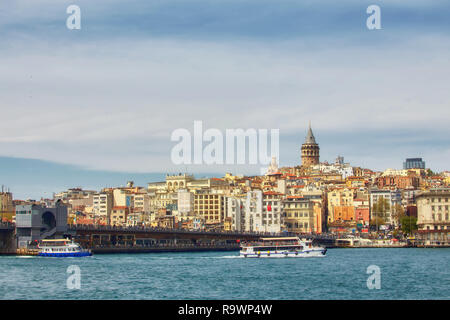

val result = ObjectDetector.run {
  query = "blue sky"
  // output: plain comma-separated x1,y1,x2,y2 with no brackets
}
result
0,0,449,199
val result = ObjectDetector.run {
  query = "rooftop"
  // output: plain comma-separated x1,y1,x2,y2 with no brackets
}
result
303,122,317,145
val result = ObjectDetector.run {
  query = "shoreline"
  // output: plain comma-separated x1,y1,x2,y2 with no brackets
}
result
5,245,450,256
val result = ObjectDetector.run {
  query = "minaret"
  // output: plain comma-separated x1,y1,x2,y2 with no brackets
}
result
301,122,320,167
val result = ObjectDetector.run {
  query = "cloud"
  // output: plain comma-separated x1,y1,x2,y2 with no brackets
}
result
0,0,449,178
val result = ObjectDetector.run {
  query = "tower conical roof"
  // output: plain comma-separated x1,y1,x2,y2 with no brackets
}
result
303,122,317,144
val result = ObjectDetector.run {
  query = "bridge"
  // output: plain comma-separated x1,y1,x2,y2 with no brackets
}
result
68,225,295,253
1,223,337,254
0,222,15,254
68,225,338,253
0,222,14,230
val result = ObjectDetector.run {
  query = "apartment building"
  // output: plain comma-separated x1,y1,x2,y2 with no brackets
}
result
369,188,402,227
244,190,264,232
225,195,246,232
110,206,129,227
177,189,194,217
262,191,283,233
283,196,315,233
327,188,355,223
194,190,225,224
416,188,450,246
93,191,113,223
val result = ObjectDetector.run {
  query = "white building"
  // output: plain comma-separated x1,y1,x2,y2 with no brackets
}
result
381,168,409,177
54,188,96,201
312,160,354,179
226,196,246,232
244,190,264,232
416,188,450,246
369,188,402,227
93,192,113,222
177,189,194,217
133,193,150,213
226,190,283,233
262,192,283,233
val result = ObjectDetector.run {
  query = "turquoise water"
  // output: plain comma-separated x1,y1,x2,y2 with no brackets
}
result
0,248,449,299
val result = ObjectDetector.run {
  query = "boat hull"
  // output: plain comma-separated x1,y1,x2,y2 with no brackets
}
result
240,249,326,258
38,251,92,257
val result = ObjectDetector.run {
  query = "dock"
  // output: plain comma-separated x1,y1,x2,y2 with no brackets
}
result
335,238,410,248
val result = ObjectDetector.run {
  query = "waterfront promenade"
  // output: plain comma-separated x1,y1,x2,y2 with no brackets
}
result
6,222,440,255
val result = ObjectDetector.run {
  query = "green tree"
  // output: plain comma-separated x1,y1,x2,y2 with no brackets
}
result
399,215,418,235
391,204,404,226
370,196,391,231
372,196,390,219
370,217,385,231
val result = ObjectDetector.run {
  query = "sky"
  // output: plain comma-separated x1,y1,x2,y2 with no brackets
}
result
0,0,449,199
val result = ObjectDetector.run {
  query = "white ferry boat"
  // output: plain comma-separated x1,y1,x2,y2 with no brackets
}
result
38,239,92,257
240,237,327,258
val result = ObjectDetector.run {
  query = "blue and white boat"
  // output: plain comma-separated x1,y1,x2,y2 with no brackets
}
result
240,236,326,258
38,239,92,257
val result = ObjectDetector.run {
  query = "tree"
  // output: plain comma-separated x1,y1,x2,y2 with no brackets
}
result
399,215,418,235
391,204,404,227
370,217,385,231
372,196,391,230
426,169,436,177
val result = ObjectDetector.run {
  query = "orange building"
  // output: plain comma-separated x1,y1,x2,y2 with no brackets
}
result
355,207,370,225
332,206,355,222
377,175,420,189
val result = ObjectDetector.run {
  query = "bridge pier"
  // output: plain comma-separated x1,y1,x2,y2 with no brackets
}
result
0,227,16,254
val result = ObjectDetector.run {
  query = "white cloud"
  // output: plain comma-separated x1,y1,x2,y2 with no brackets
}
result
0,34,449,173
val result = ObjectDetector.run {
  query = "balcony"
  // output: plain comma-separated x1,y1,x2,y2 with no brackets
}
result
417,220,450,225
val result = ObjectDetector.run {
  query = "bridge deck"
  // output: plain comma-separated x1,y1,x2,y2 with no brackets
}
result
0,223,14,231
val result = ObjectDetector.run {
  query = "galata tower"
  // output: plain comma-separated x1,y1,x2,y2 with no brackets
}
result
301,122,320,167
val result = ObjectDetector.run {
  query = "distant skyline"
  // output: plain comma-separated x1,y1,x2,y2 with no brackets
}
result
0,0,449,199
0,146,441,200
